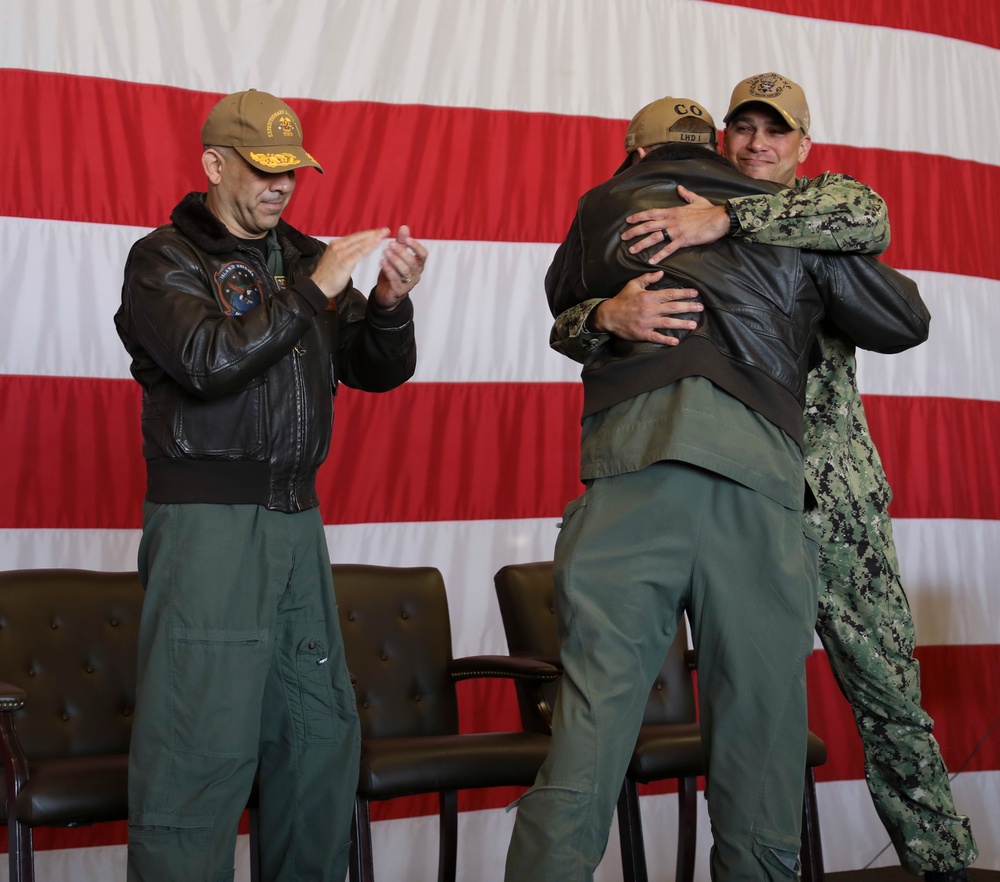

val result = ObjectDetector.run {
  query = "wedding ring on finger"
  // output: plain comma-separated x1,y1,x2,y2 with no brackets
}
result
400,272,414,284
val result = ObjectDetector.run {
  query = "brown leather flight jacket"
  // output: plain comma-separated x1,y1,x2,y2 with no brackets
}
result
116,193,416,513
546,147,929,445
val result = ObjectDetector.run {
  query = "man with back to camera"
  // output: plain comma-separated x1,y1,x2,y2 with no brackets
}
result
115,88,426,881
504,95,930,881
587,72,977,880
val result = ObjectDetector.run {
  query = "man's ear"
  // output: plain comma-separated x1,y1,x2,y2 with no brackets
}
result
797,134,813,165
202,147,225,185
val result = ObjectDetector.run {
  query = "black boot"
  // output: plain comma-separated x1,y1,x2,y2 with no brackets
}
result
925,871,970,882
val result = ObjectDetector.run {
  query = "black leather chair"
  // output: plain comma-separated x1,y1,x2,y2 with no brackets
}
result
494,560,827,882
331,563,559,882
0,569,261,882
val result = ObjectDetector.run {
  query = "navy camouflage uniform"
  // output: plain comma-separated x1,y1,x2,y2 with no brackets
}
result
551,172,978,873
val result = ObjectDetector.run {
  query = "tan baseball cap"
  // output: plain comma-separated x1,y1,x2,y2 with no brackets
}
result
624,97,717,153
201,89,324,174
724,72,810,134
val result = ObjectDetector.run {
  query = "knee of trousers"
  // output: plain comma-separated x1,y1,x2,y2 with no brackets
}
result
506,784,611,880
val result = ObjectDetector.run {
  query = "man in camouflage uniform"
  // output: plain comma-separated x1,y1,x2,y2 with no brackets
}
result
552,73,978,879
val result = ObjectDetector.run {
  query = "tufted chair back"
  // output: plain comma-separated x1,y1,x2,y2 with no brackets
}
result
0,569,141,766
334,564,458,739
0,569,142,882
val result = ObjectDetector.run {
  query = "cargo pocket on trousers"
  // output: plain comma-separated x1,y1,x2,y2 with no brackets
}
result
296,636,354,743
752,828,801,879
170,627,269,757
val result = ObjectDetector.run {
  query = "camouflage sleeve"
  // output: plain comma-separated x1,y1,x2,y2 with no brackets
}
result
550,299,610,363
727,172,890,254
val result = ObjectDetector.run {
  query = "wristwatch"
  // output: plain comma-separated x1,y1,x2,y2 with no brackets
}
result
725,202,740,236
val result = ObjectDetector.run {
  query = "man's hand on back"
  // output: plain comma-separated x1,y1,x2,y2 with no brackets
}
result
590,271,702,345
622,186,730,264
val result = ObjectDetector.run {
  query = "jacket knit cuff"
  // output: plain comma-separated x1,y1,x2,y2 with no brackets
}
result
366,293,414,329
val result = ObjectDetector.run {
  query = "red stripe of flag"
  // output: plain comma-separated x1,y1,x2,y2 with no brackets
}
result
2,69,999,281
700,0,1000,50
1,374,998,528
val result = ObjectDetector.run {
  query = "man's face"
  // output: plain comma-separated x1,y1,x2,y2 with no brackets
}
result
722,104,811,187
207,148,296,238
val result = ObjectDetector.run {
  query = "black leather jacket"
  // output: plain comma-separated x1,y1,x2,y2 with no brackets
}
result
547,147,929,444
115,192,416,513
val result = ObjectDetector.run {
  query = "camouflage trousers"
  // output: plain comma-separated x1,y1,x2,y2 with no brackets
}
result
812,499,978,873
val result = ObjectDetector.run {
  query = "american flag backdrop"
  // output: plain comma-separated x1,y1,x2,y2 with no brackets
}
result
1,0,998,878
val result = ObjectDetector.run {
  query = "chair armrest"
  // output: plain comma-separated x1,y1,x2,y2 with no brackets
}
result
449,655,561,683
0,682,26,712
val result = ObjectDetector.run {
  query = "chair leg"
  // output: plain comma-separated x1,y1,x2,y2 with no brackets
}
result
800,767,825,882
8,819,33,882
616,779,647,882
350,796,375,882
247,804,261,882
675,775,697,882
438,790,458,882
